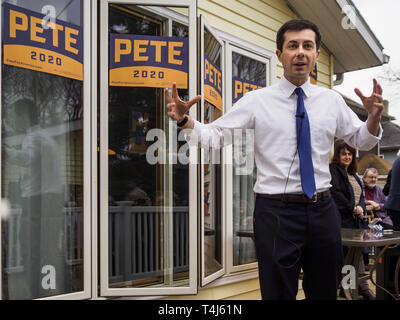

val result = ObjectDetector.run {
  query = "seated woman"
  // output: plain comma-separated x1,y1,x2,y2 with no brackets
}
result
329,140,375,300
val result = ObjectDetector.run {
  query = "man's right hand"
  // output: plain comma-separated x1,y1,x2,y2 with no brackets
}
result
353,205,364,219
164,82,201,123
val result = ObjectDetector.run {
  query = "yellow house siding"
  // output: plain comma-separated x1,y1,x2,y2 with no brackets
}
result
316,47,333,88
257,0,298,17
209,0,294,31
157,278,307,300
198,0,276,52
159,279,262,300
199,0,334,88
198,0,300,52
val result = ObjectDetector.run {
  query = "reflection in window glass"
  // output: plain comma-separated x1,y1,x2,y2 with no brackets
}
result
203,28,223,278
232,53,266,82
1,0,84,299
172,21,190,282
2,0,82,25
107,5,190,288
232,52,266,266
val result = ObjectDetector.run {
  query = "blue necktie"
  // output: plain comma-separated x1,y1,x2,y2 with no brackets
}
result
295,87,316,199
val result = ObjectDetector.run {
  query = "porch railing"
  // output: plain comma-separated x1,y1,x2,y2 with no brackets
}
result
109,206,189,285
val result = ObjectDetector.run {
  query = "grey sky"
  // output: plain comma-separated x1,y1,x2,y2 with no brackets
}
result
334,0,400,125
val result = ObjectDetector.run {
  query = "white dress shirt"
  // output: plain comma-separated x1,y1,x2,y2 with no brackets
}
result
5,125,63,197
191,76,382,195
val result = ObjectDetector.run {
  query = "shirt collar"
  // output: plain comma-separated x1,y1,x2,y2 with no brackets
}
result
27,125,41,133
365,185,376,191
279,75,312,98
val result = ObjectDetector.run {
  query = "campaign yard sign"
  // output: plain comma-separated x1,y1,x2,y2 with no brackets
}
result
3,3,83,81
310,64,317,84
110,34,188,89
204,55,222,111
232,77,264,104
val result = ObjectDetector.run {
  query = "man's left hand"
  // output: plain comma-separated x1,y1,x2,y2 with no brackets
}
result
354,78,384,136
354,78,384,119
367,200,380,211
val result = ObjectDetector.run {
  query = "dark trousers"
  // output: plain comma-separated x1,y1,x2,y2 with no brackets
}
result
387,209,400,231
253,195,343,300
19,193,66,299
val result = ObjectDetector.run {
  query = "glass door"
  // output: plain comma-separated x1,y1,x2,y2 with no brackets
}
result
225,44,270,273
99,0,197,296
199,15,225,286
0,0,91,300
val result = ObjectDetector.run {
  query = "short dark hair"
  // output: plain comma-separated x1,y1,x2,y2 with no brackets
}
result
276,19,322,52
12,98,37,124
332,140,358,175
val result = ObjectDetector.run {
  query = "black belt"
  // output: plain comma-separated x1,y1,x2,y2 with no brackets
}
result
256,190,330,204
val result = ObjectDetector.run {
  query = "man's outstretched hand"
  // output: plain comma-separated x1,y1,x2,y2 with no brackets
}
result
354,78,384,119
354,78,384,136
165,82,201,123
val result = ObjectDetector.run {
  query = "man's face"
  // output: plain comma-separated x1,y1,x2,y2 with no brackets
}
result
276,29,320,85
363,171,378,188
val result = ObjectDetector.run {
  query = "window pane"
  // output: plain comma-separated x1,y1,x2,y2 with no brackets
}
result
203,28,223,278
172,21,190,282
1,0,84,299
107,5,190,288
232,52,266,266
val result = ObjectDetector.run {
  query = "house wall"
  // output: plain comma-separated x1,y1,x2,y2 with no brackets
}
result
197,0,333,88
381,150,399,164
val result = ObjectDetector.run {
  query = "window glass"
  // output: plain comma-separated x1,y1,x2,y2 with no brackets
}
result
1,0,84,299
172,21,190,282
231,52,266,266
203,28,223,278
107,5,190,288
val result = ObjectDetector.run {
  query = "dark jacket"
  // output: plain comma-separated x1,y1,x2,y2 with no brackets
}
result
364,185,392,227
382,169,391,196
385,157,400,212
329,162,367,229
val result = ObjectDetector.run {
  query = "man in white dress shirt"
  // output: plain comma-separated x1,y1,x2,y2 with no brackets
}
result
4,99,65,299
165,19,384,300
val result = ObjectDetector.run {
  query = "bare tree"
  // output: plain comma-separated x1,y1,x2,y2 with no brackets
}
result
378,65,400,95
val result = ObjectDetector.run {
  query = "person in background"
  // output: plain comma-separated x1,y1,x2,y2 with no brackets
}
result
383,149,400,196
329,140,375,300
330,141,366,229
3,98,65,299
382,169,391,196
385,155,400,231
362,167,393,229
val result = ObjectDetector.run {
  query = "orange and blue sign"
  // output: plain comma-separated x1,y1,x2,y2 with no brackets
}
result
310,64,317,84
110,34,188,88
204,55,222,110
233,77,264,104
3,3,83,81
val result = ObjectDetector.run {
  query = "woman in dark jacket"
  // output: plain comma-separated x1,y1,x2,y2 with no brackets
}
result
329,140,375,300
329,142,367,229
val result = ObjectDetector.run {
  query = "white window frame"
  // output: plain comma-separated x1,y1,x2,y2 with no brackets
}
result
199,15,226,287
90,0,100,300
99,0,198,297
0,0,92,300
0,2,2,301
218,31,276,274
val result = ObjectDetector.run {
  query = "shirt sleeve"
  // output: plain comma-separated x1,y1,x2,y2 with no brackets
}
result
188,92,256,149
334,94,382,151
4,134,36,167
